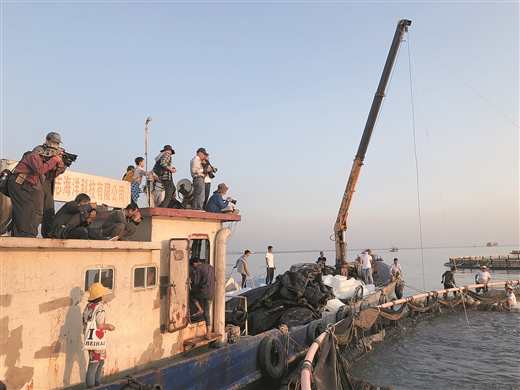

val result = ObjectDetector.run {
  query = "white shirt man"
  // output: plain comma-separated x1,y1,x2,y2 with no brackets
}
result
190,148,207,210
389,258,403,281
475,268,491,284
360,249,373,285
265,246,276,284
475,266,491,293
505,286,516,310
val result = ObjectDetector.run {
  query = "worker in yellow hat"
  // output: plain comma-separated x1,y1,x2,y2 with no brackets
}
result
82,283,116,388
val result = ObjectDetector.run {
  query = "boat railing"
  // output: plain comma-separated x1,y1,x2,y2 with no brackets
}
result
225,264,267,289
224,294,249,335
449,254,520,261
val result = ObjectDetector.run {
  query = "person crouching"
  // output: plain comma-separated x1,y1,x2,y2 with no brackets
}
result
204,183,239,214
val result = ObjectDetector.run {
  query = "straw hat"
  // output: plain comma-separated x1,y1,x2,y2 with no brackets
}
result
88,283,109,301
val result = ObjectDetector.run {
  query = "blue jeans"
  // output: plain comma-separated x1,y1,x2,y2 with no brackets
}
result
86,359,104,388
363,268,373,285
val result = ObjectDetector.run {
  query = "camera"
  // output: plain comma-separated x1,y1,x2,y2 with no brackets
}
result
230,199,237,205
61,151,78,167
202,161,217,179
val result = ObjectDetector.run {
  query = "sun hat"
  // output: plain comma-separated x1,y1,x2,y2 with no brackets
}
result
481,265,488,269
217,183,229,193
161,145,175,153
88,282,109,301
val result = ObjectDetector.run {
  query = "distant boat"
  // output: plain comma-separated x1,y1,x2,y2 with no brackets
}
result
390,247,398,252
487,242,498,247
511,250,520,255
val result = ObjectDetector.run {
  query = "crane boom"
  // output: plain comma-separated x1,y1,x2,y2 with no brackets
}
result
334,19,412,275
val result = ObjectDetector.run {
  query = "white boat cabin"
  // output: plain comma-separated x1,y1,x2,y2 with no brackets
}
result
0,170,240,389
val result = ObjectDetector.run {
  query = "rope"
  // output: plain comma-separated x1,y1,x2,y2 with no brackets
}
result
403,282,430,295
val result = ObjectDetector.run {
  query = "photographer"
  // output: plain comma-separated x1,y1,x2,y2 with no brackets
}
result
32,132,69,237
190,147,208,210
100,203,141,241
47,193,108,240
204,183,239,215
202,154,217,209
154,145,177,208
8,133,64,237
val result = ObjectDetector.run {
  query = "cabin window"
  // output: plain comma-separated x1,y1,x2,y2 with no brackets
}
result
190,239,210,263
84,268,114,292
133,266,158,289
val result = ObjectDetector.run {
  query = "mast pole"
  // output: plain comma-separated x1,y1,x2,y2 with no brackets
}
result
334,19,411,276
145,116,152,206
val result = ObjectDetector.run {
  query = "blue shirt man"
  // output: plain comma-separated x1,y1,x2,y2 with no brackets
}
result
204,183,238,214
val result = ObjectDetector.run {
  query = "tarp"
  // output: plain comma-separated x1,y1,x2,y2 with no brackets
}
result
225,267,334,335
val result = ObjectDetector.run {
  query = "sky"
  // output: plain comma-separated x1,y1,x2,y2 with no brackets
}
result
0,1,518,253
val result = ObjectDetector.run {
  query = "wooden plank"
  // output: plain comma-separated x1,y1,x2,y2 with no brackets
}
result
183,333,223,352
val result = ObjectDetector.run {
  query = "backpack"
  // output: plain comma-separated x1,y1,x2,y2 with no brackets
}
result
123,168,134,182
153,159,165,177
0,169,12,197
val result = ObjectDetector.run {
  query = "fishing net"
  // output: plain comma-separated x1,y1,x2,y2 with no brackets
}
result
303,287,518,390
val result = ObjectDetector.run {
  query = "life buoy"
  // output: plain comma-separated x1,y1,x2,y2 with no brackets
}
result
258,336,286,379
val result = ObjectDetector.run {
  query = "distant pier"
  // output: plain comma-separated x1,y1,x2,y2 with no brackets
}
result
445,253,520,270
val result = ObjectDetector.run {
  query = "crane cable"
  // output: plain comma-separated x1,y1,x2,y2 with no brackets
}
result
409,35,519,129
406,33,471,328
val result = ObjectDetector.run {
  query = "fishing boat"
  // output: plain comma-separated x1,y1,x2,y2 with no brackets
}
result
0,18,410,390
390,247,398,252
487,242,498,247
0,174,395,390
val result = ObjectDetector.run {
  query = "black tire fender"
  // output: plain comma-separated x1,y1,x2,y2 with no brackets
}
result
306,320,321,345
231,306,247,324
352,285,364,303
395,280,404,300
258,336,286,379
336,305,346,322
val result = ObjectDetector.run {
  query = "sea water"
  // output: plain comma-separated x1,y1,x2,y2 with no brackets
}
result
348,310,520,389
226,245,520,389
